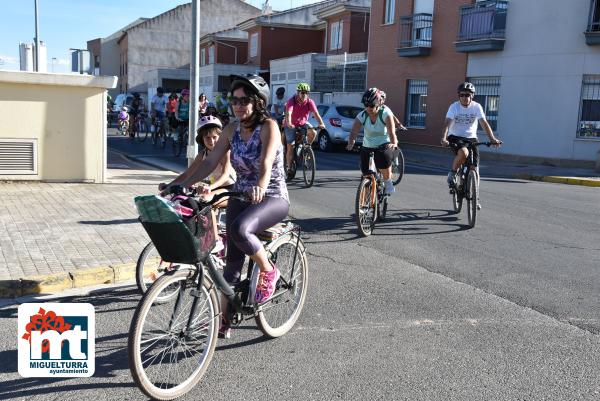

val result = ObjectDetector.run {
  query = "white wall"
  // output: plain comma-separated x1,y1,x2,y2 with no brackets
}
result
467,0,600,161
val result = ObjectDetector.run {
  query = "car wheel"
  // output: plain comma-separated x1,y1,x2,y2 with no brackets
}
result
318,131,333,152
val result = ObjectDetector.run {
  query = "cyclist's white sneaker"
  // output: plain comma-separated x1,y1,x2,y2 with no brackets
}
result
384,179,395,195
477,203,482,210
211,239,224,254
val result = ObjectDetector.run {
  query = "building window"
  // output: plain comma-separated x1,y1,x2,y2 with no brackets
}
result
201,48,206,66
384,0,395,24
578,75,600,138
405,79,428,128
209,45,215,64
469,77,500,132
588,0,600,31
250,33,258,57
330,20,343,50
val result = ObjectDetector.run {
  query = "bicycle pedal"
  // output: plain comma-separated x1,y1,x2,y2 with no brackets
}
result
190,289,202,298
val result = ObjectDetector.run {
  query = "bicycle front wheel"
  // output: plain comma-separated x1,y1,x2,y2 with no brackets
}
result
302,147,316,187
466,170,479,228
255,232,308,338
355,177,377,237
137,119,149,142
129,269,219,401
391,149,405,185
176,130,187,157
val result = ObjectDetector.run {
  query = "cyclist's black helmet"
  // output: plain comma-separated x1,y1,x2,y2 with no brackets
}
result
457,82,476,94
362,88,382,107
156,87,164,94
276,87,285,96
230,74,270,104
132,92,140,98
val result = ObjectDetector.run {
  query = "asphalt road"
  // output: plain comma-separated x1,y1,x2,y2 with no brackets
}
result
1,139,599,400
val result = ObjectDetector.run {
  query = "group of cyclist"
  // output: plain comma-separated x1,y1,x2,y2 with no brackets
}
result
119,87,233,141
157,75,501,338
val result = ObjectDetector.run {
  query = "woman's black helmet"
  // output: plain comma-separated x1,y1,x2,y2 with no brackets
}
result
230,74,270,104
457,82,476,94
362,88,382,107
276,87,285,96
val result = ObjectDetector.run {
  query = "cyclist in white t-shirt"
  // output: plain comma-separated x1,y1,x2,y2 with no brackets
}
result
441,82,501,193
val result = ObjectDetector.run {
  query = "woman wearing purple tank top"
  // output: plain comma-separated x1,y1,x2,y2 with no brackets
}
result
164,74,288,338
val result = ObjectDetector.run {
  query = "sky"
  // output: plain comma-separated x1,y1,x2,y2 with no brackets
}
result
0,0,323,73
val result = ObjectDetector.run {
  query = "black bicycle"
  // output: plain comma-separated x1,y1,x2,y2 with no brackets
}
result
151,115,168,149
355,147,390,236
129,188,308,400
285,125,316,187
449,140,501,228
172,122,189,157
391,127,408,185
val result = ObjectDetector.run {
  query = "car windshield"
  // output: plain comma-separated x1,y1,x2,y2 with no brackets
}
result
336,106,362,119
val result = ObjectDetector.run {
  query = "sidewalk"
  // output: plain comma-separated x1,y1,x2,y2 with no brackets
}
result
0,151,177,297
0,145,598,298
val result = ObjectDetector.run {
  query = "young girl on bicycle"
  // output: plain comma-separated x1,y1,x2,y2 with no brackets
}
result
163,74,288,338
160,115,235,252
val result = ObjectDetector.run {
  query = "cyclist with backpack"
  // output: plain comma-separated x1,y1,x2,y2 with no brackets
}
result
283,82,325,175
441,82,501,203
346,88,397,194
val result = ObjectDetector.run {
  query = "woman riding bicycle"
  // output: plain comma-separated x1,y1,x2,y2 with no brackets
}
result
162,74,288,337
283,82,325,175
346,88,397,195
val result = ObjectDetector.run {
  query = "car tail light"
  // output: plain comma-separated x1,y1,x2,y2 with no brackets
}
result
329,118,342,127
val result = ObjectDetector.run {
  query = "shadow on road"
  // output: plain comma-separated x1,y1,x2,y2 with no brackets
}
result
79,218,139,226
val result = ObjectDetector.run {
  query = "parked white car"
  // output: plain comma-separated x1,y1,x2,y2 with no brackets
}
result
307,104,364,152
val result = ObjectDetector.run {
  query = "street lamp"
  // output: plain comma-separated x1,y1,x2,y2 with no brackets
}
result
51,57,57,72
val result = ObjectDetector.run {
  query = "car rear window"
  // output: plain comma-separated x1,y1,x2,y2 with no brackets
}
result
336,106,362,119
317,105,329,116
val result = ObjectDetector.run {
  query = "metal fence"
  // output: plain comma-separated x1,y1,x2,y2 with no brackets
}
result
458,0,508,41
399,14,433,48
312,53,367,93
405,79,428,128
578,75,600,138
469,77,500,132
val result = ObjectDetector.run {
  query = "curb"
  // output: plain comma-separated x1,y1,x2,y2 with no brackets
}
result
0,262,140,299
513,173,600,187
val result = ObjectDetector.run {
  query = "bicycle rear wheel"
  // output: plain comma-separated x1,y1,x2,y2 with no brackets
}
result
160,127,168,149
255,232,308,338
391,148,405,185
355,177,377,237
302,147,316,187
466,170,479,228
137,119,149,142
129,269,219,401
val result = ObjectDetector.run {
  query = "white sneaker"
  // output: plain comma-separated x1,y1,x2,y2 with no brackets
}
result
211,239,225,254
384,179,395,195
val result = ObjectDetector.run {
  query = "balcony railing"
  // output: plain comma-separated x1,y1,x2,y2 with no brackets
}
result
585,0,600,45
397,14,433,57
455,0,508,53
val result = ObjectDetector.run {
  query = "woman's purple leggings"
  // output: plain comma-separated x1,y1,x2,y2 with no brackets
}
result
224,196,289,283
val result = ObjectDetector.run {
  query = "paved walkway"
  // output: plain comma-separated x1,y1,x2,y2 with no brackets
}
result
0,145,597,297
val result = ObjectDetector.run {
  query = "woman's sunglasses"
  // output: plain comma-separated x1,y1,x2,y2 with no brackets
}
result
231,96,252,106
